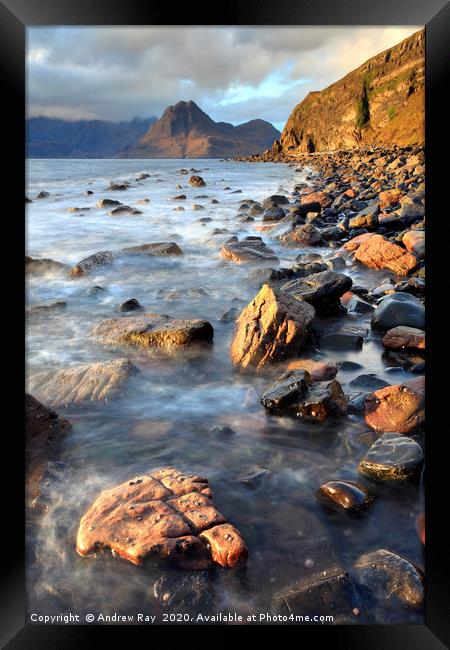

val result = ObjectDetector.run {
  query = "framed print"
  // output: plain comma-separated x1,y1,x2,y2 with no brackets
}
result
1,0,449,647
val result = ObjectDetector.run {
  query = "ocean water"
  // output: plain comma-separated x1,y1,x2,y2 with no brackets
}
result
25,158,424,624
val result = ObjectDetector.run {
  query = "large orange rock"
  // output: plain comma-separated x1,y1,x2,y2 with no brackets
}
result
379,189,402,209
354,234,418,276
76,467,247,569
300,191,332,208
230,284,315,370
364,376,425,434
382,326,425,350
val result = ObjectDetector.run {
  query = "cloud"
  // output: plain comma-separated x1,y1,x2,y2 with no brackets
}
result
26,26,422,127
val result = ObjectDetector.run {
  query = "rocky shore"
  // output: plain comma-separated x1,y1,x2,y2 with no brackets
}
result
26,147,425,623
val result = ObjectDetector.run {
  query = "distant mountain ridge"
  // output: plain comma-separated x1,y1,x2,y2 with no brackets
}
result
26,116,156,158
273,29,424,156
123,101,281,158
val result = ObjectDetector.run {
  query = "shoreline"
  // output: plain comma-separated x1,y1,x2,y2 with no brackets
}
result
26,151,425,623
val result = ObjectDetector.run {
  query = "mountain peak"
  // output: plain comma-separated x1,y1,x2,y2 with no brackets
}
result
130,101,281,158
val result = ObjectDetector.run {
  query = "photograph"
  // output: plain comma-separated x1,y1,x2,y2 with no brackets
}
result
24,23,428,628
13,2,441,634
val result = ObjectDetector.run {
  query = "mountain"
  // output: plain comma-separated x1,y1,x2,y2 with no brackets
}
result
123,101,281,158
275,29,424,156
26,116,157,158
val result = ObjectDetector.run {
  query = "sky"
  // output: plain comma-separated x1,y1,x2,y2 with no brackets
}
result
27,26,422,132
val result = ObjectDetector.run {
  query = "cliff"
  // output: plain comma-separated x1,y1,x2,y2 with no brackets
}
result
277,29,424,155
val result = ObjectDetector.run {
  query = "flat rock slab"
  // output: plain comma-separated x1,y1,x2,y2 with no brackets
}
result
272,566,362,623
76,467,247,568
68,251,116,278
383,326,425,350
25,256,69,275
358,433,424,481
354,234,418,276
221,239,279,264
354,549,424,608
230,284,315,370
122,242,183,256
364,376,425,434
92,313,214,352
28,358,139,408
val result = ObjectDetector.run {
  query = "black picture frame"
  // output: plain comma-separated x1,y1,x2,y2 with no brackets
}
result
2,0,449,647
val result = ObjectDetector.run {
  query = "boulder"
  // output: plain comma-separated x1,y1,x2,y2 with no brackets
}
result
316,480,371,514
354,234,418,276
282,223,322,247
379,189,402,209
319,324,367,350
122,242,183,256
230,284,315,370
261,369,346,421
262,207,286,222
272,567,362,622
28,358,139,408
260,369,311,415
220,238,279,264
25,256,69,275
153,572,214,613
76,467,247,568
371,293,425,331
119,298,143,313
107,181,129,191
96,198,122,208
68,251,116,278
402,231,425,258
188,175,206,187
300,191,332,208
364,376,425,434
382,326,425,350
26,301,67,316
262,194,289,208
26,393,71,457
286,358,338,381
354,549,424,608
280,270,352,312
358,433,424,481
92,313,214,352
109,206,142,216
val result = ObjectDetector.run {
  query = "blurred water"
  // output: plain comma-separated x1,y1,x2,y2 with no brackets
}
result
25,158,424,624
